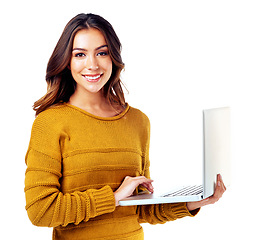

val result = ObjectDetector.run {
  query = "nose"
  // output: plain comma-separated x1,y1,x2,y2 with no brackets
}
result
86,55,99,70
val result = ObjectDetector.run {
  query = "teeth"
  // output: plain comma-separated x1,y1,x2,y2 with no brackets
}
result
84,74,101,80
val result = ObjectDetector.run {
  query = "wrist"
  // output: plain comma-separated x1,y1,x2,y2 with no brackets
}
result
186,202,201,211
114,192,120,206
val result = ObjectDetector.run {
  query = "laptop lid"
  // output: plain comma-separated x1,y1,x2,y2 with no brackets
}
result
203,107,231,199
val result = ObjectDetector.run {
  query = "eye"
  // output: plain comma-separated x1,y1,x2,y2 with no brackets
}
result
74,52,86,57
97,51,109,57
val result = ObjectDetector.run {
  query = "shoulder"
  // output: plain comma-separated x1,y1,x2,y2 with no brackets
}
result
34,104,73,123
127,106,150,133
128,106,150,124
32,104,70,134
35,104,68,120
28,105,70,159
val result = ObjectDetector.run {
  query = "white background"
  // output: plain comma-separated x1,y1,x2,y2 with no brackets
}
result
1,0,271,239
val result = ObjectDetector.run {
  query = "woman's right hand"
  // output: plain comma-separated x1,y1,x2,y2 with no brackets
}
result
114,176,154,206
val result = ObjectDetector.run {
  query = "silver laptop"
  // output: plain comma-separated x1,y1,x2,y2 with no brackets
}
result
119,107,231,206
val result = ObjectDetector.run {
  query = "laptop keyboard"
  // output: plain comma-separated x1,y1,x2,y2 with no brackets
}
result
161,185,203,197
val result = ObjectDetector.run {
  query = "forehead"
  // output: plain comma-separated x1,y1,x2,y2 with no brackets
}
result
73,28,107,49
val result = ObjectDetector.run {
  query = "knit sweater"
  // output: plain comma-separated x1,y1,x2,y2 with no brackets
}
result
25,103,199,240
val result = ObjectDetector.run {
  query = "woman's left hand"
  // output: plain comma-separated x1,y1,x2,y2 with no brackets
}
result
186,174,226,211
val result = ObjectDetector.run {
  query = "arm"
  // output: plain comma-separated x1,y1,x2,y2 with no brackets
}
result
24,115,115,227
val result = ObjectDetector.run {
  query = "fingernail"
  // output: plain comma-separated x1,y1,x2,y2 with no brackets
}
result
218,181,221,187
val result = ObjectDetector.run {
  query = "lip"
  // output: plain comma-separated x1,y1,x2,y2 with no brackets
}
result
82,73,103,82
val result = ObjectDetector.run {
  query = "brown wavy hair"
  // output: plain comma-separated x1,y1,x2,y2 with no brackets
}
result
34,13,125,116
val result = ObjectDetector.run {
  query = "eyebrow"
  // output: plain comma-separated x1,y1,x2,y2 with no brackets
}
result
72,44,108,52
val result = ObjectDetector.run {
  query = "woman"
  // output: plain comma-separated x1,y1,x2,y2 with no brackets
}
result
25,13,226,240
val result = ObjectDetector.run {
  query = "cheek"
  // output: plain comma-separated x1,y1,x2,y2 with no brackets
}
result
70,59,85,75
102,59,113,75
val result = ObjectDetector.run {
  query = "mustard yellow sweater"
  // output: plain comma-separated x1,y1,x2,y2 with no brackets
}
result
25,103,199,240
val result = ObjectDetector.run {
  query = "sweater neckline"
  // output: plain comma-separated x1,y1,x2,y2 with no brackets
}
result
63,102,130,121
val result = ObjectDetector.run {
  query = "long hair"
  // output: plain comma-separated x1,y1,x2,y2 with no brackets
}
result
34,13,125,116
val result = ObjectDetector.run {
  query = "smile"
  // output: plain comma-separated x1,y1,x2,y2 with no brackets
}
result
83,74,103,82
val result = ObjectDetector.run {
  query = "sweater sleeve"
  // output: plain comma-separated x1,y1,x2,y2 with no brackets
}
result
24,113,116,227
136,117,200,225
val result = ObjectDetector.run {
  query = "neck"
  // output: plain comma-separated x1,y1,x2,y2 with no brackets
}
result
68,86,125,118
69,88,108,110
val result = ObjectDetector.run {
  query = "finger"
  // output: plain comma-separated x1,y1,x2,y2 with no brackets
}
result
217,174,226,193
212,185,224,203
216,174,221,187
141,181,154,187
212,183,223,199
133,177,153,190
141,182,154,192
147,183,154,192
216,174,224,190
138,179,153,187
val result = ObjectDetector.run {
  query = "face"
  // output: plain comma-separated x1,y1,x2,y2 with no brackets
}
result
70,28,112,96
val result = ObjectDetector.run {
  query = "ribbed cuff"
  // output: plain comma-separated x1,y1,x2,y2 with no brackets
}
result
88,185,116,217
170,202,200,218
